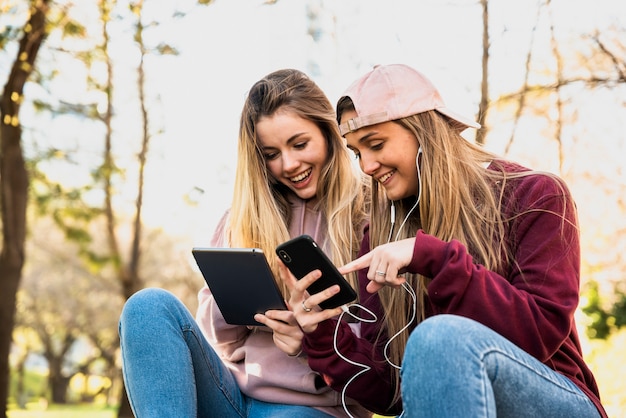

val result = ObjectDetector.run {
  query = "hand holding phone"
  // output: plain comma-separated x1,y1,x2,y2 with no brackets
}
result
276,235,357,310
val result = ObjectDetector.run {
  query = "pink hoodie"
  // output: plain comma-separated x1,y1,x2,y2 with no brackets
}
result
195,194,372,418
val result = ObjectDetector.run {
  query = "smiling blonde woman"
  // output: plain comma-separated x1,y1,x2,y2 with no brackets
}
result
119,69,371,418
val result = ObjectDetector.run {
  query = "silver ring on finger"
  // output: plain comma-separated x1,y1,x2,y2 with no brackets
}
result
302,300,312,312
375,270,386,277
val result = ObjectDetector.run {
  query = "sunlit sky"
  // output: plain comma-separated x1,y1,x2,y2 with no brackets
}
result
149,0,495,245
134,0,625,248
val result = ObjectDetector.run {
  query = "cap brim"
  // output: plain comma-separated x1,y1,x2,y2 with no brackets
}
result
436,107,481,130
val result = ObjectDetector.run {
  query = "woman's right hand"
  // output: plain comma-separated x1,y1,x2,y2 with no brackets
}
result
254,309,304,357
279,260,344,333
339,238,415,293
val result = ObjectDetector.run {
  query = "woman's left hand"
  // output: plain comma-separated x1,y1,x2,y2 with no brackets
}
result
339,238,416,293
254,309,304,357
279,260,344,334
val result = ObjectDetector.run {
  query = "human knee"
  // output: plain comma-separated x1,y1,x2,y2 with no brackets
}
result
120,288,176,325
405,314,473,356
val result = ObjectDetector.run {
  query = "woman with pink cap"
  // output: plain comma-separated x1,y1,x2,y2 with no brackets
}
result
281,64,606,417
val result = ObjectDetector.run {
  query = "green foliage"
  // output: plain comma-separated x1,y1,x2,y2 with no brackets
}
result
611,290,626,329
9,368,48,407
26,158,117,272
31,99,101,119
0,23,20,50
581,282,612,339
61,20,87,38
30,165,101,223
155,43,179,56
581,280,626,340
8,403,116,418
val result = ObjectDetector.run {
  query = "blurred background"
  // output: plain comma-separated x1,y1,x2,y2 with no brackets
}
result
1,0,625,416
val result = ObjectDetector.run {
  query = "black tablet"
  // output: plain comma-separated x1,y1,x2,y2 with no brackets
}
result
192,247,287,326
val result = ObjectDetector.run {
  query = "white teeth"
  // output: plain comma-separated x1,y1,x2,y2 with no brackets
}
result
291,168,312,183
378,171,393,183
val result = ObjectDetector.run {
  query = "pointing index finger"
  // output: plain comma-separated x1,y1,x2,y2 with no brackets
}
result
338,252,373,275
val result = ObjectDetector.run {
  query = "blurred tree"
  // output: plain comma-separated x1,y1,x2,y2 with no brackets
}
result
9,327,42,408
583,282,626,340
0,1,50,416
100,0,177,413
482,3,626,347
13,214,200,407
16,218,122,404
582,281,614,340
475,0,490,145
2,0,208,414
21,0,200,414
489,3,625,163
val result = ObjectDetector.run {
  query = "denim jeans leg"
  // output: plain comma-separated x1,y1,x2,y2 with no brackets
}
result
119,288,246,418
399,314,600,418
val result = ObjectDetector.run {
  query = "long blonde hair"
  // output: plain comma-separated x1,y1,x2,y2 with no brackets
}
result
226,69,369,296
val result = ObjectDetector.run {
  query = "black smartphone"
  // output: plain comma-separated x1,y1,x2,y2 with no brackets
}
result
276,234,357,310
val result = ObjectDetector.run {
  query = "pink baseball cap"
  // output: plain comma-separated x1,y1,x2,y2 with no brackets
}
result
338,64,480,136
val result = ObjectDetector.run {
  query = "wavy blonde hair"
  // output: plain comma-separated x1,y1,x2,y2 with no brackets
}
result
225,69,369,297
338,98,571,402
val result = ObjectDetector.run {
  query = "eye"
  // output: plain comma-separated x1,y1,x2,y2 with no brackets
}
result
293,140,308,150
369,140,383,151
264,151,279,160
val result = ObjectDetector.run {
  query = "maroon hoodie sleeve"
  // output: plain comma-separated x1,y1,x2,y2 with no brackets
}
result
302,228,402,415
409,173,580,361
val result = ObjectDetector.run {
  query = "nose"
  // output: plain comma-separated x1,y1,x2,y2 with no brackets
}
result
360,153,379,176
281,151,300,173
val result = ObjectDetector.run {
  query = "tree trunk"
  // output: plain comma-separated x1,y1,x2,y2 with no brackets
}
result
476,0,490,145
118,390,134,418
0,2,50,416
47,356,70,404
14,353,26,408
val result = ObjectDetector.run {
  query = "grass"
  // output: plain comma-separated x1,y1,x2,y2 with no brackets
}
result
7,403,116,418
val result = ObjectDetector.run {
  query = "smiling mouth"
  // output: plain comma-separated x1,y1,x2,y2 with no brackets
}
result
290,168,312,183
378,170,394,184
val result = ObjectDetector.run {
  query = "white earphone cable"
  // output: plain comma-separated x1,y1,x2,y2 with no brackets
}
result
383,282,417,369
334,303,377,418
393,147,422,243
336,147,423,416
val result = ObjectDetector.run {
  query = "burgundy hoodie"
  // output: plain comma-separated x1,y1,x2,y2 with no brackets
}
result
303,161,606,417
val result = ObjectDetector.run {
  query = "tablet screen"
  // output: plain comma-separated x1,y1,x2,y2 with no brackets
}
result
192,248,287,326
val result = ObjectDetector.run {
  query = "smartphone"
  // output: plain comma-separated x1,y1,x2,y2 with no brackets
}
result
276,234,357,310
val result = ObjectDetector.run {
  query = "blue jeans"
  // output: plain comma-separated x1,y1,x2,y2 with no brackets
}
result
119,288,332,418
399,315,600,418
